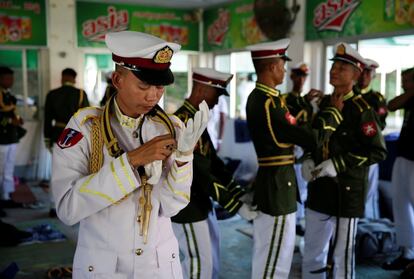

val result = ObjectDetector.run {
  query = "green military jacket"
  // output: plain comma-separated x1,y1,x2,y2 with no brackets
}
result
306,91,387,218
246,83,343,216
0,88,19,144
282,91,313,124
355,86,388,130
44,83,89,144
171,100,244,223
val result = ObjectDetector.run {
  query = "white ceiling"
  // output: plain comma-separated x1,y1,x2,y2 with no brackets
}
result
82,0,236,9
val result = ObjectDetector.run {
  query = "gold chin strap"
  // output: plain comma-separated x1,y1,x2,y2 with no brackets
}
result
138,173,153,244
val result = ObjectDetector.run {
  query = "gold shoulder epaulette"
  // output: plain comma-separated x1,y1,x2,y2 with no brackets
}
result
73,106,102,125
167,114,184,129
352,95,371,112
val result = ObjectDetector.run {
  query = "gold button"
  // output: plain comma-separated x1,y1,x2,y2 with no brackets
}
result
135,248,143,256
346,186,351,191
88,266,94,272
288,182,292,186
172,253,176,259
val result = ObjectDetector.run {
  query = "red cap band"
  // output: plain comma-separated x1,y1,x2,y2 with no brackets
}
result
193,73,228,88
112,54,170,70
251,48,287,59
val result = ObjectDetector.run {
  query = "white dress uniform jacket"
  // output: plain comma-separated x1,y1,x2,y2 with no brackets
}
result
52,106,192,279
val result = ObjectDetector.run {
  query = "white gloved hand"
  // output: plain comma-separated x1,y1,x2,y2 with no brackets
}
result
144,160,162,185
301,159,315,182
174,100,209,162
238,203,258,221
310,97,320,114
314,159,337,179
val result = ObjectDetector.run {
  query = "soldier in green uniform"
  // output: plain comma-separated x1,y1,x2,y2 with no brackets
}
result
356,58,387,130
0,67,24,202
100,72,117,106
44,68,89,217
44,68,90,149
283,62,322,124
282,62,322,236
172,68,257,279
301,43,387,279
245,39,344,279
356,58,387,219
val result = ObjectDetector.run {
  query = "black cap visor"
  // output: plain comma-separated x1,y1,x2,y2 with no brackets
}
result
282,55,292,62
130,67,174,86
217,87,229,96
330,57,362,72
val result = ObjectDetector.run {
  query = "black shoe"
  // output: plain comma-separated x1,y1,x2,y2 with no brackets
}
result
382,256,414,270
296,224,305,237
49,208,57,218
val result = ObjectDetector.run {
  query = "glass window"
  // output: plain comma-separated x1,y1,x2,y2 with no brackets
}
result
232,52,255,119
165,53,189,114
0,49,40,120
84,54,114,106
358,35,414,131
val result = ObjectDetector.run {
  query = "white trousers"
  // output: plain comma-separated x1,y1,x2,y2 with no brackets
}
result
172,219,213,279
302,209,358,279
252,212,296,279
207,209,220,279
364,163,379,219
392,157,414,248
0,143,17,200
295,163,308,220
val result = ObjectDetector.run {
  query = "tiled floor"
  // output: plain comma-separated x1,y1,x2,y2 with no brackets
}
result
0,182,403,278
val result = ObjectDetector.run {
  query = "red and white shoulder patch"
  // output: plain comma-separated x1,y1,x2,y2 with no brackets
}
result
361,121,377,137
285,111,297,125
58,128,83,149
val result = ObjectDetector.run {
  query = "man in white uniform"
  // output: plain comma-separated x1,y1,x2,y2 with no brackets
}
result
51,31,209,279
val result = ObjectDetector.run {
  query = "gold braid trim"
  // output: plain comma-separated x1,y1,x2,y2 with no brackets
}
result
89,117,104,174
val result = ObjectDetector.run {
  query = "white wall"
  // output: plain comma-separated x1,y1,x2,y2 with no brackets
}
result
48,0,83,90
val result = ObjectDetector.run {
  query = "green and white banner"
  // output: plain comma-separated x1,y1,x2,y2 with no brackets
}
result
306,0,414,41
203,0,269,51
76,1,199,50
0,0,47,46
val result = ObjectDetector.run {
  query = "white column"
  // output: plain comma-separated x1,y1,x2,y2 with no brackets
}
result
48,0,82,90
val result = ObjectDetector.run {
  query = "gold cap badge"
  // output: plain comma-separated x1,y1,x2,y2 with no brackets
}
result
337,44,346,55
153,46,173,64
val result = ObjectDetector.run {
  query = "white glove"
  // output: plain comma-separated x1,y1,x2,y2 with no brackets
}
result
174,101,209,162
301,159,315,182
314,159,337,179
238,203,258,221
310,97,320,114
144,160,162,185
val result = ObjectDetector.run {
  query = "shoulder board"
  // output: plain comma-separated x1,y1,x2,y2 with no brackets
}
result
174,109,191,124
373,91,385,101
167,114,184,129
351,95,371,112
73,106,102,125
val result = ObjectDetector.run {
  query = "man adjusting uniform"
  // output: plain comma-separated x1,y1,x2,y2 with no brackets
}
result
172,68,257,279
51,31,209,279
245,39,344,279
302,43,387,279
